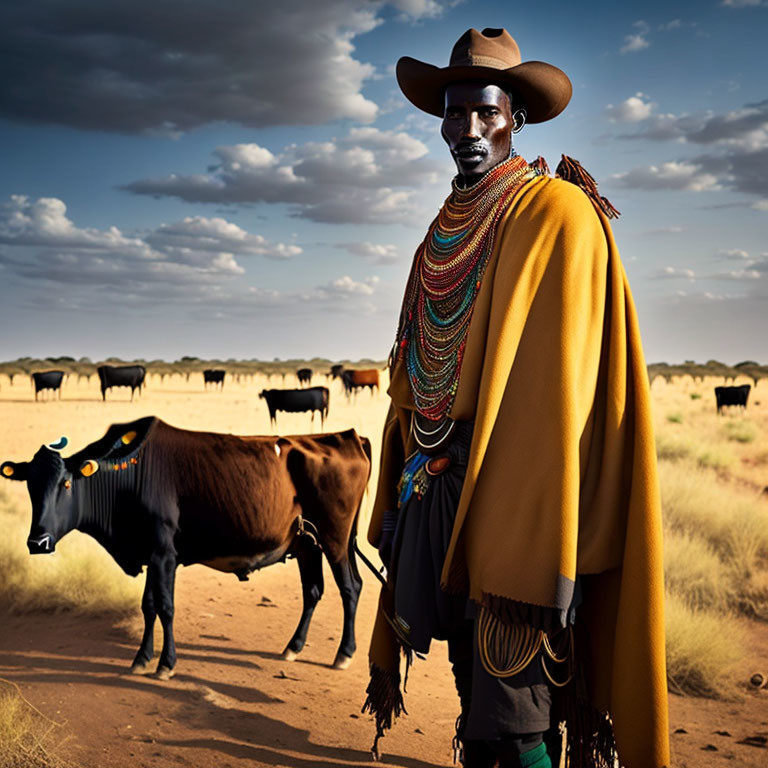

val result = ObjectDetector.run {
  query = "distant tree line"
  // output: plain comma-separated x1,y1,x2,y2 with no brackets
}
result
0,356,388,385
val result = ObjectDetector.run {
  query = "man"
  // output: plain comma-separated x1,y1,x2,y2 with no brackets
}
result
363,28,669,768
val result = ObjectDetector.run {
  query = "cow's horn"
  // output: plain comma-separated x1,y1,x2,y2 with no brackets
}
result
121,431,137,445
80,460,99,477
48,436,68,450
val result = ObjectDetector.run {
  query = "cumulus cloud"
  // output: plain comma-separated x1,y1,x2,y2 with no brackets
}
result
122,127,441,225
650,266,696,280
0,0,452,134
0,195,305,293
612,162,719,192
721,0,768,7
611,100,768,201
605,93,654,123
620,21,650,53
145,217,302,260
338,241,401,264
718,248,751,260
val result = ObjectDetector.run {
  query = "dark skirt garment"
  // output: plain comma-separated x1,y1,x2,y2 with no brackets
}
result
388,421,552,740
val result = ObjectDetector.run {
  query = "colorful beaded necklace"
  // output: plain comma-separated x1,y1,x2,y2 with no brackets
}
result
395,155,536,422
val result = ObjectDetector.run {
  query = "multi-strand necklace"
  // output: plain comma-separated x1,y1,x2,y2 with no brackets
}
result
395,155,535,423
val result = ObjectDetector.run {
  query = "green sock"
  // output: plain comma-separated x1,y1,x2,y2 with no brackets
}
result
519,741,551,768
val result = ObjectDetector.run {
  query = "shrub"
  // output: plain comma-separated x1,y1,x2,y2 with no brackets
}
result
666,412,683,424
665,592,744,698
722,419,758,444
655,433,691,461
690,393,702,400
664,530,730,612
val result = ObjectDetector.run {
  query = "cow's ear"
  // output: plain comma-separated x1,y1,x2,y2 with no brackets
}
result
80,460,99,478
1,461,28,481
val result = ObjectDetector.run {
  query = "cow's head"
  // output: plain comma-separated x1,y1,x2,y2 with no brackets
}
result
1,436,89,555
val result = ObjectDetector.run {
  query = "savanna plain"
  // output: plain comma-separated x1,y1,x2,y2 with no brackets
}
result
0,368,767,768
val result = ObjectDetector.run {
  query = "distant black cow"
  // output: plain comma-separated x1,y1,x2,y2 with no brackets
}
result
97,365,146,402
329,364,345,380
1,417,370,678
342,369,380,396
296,368,313,386
714,384,750,414
203,369,226,390
31,371,65,401
260,387,329,428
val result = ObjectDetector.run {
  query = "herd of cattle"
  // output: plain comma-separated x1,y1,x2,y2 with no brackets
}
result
0,370,760,681
26,364,382,426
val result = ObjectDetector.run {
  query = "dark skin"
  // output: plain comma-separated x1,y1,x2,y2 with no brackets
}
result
441,82,525,187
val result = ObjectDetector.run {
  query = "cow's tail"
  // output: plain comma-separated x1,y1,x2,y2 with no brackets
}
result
348,433,373,586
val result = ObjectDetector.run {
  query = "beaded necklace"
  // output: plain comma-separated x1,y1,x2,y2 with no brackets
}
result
395,155,536,422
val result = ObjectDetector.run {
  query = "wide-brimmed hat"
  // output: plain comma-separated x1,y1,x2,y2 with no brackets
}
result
396,27,572,124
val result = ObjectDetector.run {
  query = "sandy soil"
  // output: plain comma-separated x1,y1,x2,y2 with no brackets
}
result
1,372,767,767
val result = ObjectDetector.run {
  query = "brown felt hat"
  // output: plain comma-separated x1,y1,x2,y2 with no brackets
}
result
396,27,572,124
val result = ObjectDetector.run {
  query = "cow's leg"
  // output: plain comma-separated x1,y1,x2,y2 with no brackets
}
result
148,545,178,680
327,553,362,670
131,572,157,674
282,536,324,661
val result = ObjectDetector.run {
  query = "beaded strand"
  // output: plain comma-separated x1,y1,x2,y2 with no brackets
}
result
395,156,536,421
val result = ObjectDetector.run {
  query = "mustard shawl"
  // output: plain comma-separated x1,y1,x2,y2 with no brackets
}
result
368,175,670,768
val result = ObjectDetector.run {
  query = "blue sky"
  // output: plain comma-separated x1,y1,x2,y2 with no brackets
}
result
0,0,766,363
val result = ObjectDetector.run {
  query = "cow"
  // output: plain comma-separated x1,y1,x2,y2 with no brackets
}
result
342,369,380,396
0,417,370,678
97,365,146,402
203,369,226,390
714,384,750,414
260,387,329,428
31,370,65,401
296,368,313,386
329,364,345,380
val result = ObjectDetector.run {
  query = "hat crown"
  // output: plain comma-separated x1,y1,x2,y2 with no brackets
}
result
449,28,522,71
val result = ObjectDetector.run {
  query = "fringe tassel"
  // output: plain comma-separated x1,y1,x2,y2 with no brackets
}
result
555,154,621,220
553,665,622,768
530,155,551,176
362,663,409,760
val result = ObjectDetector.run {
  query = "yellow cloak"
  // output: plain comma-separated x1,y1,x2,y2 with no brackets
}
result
367,174,670,768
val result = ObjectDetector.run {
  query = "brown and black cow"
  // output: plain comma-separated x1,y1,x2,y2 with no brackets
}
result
342,368,380,396
1,416,370,679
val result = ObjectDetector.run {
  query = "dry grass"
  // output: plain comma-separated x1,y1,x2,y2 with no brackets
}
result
0,368,766,705
652,374,768,695
664,592,745,698
0,490,140,616
0,680,69,767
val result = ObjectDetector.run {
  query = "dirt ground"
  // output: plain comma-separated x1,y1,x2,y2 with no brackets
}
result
1,372,767,767
1,565,767,768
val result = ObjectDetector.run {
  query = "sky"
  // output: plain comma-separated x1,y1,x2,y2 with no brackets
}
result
0,0,766,364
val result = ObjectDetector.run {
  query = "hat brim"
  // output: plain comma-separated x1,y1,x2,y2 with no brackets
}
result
396,57,572,124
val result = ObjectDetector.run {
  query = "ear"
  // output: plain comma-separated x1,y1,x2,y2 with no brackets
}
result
80,460,99,478
1,461,28,482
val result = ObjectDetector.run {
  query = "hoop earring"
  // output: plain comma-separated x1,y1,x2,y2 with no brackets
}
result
512,108,527,135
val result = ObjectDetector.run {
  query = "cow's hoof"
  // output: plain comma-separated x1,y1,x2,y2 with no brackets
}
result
155,665,176,681
280,648,298,662
130,662,152,676
332,652,353,670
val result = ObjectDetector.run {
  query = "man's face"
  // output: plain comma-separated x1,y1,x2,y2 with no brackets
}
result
441,83,514,181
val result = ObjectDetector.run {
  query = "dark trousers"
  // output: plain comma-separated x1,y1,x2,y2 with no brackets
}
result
448,619,560,768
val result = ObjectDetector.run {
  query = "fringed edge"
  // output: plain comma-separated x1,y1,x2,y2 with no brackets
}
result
552,663,623,768
555,154,621,220
530,155,551,176
362,662,409,761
